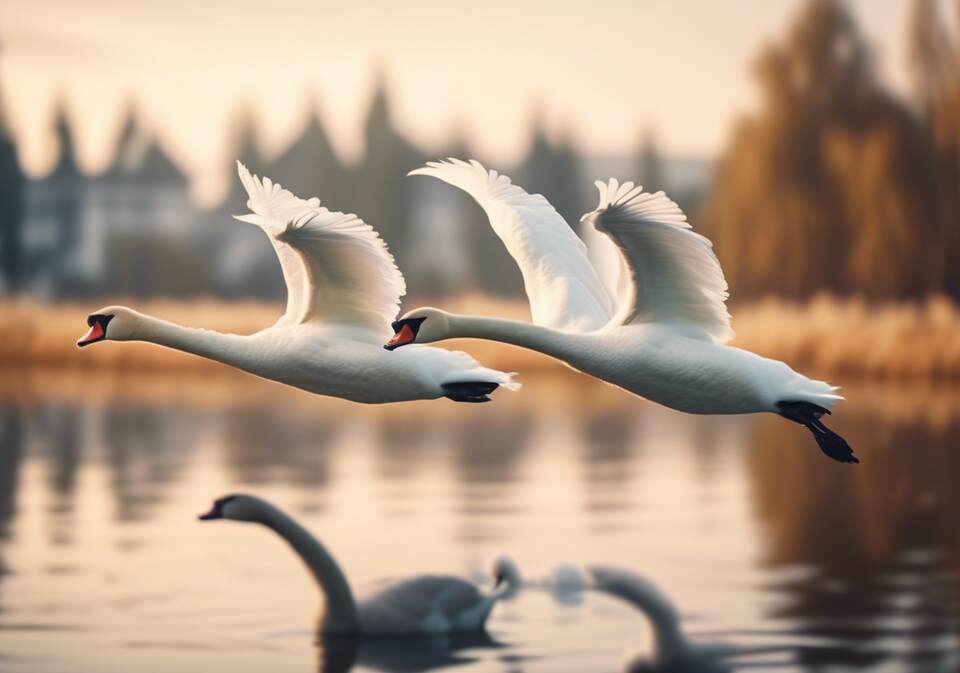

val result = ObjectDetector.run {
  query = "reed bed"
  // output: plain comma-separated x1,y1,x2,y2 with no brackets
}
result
2,293,959,380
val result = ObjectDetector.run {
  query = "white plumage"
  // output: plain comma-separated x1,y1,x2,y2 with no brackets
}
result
77,162,518,404
587,179,733,342
410,159,614,332
235,163,405,334
395,159,855,462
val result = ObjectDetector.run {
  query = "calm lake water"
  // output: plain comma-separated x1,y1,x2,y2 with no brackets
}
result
1,371,959,673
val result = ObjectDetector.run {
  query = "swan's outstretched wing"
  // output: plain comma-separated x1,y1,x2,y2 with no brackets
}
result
235,162,405,336
583,181,734,342
410,158,615,333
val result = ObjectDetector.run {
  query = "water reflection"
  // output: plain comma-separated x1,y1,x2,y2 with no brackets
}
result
449,413,532,545
103,402,203,522
317,632,505,673
0,405,23,541
0,405,23,587
0,377,957,672
579,409,639,526
221,405,342,492
749,399,960,670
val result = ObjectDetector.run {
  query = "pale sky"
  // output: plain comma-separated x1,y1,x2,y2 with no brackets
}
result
0,0,949,205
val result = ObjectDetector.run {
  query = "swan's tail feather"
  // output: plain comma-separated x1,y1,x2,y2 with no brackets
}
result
441,368,520,402
785,375,845,412
442,381,498,403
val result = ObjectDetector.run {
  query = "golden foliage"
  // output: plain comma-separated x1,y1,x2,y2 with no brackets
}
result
705,0,953,300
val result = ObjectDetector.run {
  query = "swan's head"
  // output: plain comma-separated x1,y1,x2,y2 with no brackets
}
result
384,307,451,350
77,306,139,348
491,555,522,594
198,494,269,523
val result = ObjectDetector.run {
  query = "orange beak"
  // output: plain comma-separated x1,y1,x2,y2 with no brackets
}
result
77,321,105,348
77,314,113,348
384,323,416,351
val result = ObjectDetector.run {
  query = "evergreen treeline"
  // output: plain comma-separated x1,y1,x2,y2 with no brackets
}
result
705,0,960,301
2,0,957,303
212,83,585,299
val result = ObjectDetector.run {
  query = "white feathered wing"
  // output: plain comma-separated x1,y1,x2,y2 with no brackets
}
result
409,159,615,333
235,161,405,339
583,180,734,343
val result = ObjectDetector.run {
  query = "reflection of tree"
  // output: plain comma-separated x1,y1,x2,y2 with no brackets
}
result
0,405,23,541
220,405,340,491
102,403,201,523
448,414,533,543
748,408,960,668
30,403,81,504
374,417,432,483
578,409,638,521
316,631,502,673
0,405,23,618
687,415,725,485
450,415,532,486
26,402,83,545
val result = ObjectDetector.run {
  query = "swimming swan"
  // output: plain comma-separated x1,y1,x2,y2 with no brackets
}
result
389,159,856,462
198,494,519,635
590,566,730,673
76,162,518,404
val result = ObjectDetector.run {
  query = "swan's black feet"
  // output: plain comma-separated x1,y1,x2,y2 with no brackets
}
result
777,401,859,464
442,381,499,403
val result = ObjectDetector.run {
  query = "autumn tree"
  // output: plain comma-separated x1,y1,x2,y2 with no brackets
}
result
706,0,939,300
909,0,960,298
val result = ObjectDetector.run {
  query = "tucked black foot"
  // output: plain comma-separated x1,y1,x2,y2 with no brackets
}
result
777,401,859,464
442,381,499,403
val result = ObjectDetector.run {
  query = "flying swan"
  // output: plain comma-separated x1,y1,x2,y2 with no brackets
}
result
198,494,520,635
386,159,856,462
76,162,518,404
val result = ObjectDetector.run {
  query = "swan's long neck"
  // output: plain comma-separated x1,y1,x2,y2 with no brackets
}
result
127,313,251,369
258,505,359,634
445,314,576,362
631,593,688,667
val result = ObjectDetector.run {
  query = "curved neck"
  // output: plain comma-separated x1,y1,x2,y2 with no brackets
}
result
445,314,575,362
258,505,359,634
630,592,688,667
127,313,249,368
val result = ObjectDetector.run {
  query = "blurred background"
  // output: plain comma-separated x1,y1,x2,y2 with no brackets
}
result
1,1,960,672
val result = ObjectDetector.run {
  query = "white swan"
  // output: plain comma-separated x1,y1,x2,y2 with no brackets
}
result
388,159,856,462
589,566,729,673
76,162,518,404
198,494,519,635
481,556,587,605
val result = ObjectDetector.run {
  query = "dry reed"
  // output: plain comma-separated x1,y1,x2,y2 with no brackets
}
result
2,293,958,380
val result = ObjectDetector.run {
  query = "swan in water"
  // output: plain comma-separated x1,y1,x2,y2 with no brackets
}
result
589,566,730,673
76,162,518,404
317,630,504,673
388,159,856,463
198,494,519,635
477,556,587,605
